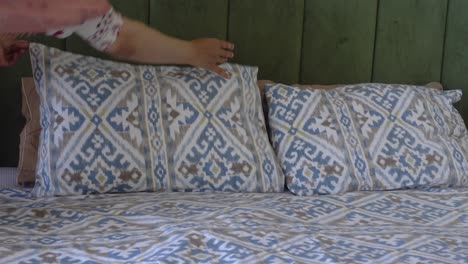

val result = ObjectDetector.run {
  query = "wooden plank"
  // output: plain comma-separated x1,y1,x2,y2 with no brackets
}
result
229,0,304,84
301,0,377,84
0,37,64,166
111,0,150,22
66,0,150,58
150,0,228,40
373,0,447,84
442,0,468,123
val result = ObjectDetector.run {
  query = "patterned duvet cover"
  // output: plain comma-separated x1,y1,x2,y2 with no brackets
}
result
1,188,467,264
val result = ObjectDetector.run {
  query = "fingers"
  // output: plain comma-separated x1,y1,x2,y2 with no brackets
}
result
7,45,28,55
220,40,235,51
0,40,28,66
7,53,21,65
5,43,28,65
210,65,231,79
219,50,234,59
217,57,228,64
215,40,234,78
191,38,235,78
6,51,24,65
218,40,234,59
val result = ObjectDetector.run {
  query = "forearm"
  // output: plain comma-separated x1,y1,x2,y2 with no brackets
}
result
107,17,195,65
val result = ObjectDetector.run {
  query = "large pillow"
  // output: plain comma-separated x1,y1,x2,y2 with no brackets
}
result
266,83,468,195
29,43,284,197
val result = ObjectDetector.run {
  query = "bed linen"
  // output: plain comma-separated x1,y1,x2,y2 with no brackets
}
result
0,168,17,188
1,188,467,264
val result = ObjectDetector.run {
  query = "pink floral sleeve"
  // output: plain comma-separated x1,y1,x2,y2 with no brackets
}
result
47,8,123,51
0,0,112,33
0,0,122,51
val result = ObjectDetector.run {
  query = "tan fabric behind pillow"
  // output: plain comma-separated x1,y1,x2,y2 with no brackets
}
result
17,77,40,185
16,78,444,185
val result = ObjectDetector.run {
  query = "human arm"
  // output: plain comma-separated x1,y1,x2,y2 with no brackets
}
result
0,5,235,76
107,17,234,78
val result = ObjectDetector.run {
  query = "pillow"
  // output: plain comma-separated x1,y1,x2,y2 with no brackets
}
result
29,43,284,197
17,78,445,187
266,83,468,195
16,79,278,187
17,77,40,186
257,80,444,99
257,80,444,137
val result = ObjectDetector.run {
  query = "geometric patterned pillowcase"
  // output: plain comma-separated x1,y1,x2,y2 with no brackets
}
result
266,83,468,195
29,43,284,197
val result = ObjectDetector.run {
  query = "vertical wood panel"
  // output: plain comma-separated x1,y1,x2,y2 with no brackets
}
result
66,0,150,57
373,0,447,84
0,37,64,166
2,1,468,166
229,0,304,84
442,0,468,122
301,0,377,84
150,0,228,40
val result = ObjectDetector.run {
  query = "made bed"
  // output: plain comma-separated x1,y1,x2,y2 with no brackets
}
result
1,1,468,264
1,187,467,263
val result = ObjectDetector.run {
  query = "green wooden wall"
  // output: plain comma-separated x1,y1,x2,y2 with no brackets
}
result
0,0,467,166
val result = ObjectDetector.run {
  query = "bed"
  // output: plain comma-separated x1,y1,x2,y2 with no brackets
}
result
1,1,468,264
1,188,467,263
0,168,17,189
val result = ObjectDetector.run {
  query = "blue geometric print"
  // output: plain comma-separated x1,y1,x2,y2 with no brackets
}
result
2,188,466,263
29,43,284,197
266,83,468,195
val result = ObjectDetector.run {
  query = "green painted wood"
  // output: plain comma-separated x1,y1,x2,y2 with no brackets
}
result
0,37,64,166
150,0,228,40
229,0,304,84
66,0,150,58
442,0,468,123
373,0,447,84
2,1,468,166
301,0,377,84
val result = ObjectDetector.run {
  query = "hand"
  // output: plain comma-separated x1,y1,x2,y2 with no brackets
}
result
189,38,235,78
0,36,29,66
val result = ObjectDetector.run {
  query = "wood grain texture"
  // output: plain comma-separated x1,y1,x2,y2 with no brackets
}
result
2,0,468,166
442,0,468,122
150,0,228,40
301,0,378,84
229,0,304,84
373,0,447,84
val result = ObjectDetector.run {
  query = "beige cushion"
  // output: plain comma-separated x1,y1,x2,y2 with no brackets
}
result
17,77,40,186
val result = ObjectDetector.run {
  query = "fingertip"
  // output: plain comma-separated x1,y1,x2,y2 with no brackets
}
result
221,40,235,50
218,69,231,79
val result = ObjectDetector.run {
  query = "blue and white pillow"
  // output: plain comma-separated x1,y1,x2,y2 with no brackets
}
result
266,83,468,195
30,43,284,197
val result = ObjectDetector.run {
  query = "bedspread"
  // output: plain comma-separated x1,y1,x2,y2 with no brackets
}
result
1,188,467,263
